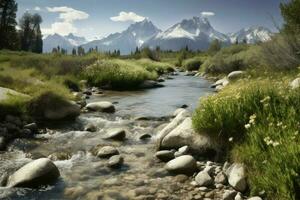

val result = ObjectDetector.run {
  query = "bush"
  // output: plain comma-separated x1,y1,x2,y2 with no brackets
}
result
202,44,260,74
192,79,300,200
261,34,300,70
133,59,174,75
0,95,29,119
183,57,203,71
83,59,157,90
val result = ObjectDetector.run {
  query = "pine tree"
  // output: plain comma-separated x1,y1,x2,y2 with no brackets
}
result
31,13,43,53
19,12,33,51
72,48,77,56
208,39,221,54
0,0,19,50
280,0,300,34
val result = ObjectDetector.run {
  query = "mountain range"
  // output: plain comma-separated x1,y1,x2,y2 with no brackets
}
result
43,16,273,54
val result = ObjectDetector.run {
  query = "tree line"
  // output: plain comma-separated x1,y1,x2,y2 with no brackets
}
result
0,0,43,53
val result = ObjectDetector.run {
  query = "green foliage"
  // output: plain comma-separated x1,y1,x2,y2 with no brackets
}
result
0,0,19,50
261,34,300,70
280,0,300,34
193,79,300,200
202,44,260,74
208,39,222,54
0,95,29,119
183,57,203,71
83,59,158,90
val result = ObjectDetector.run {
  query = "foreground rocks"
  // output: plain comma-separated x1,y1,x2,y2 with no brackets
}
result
157,109,215,156
165,155,197,175
290,77,300,89
139,80,164,89
86,101,115,113
104,128,126,141
6,158,60,188
0,87,29,101
44,100,81,121
226,163,247,192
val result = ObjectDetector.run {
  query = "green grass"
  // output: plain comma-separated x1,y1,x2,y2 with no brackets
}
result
0,95,29,119
192,78,300,200
183,57,203,71
83,59,164,90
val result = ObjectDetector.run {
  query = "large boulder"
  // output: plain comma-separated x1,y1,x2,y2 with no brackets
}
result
156,109,190,148
227,71,244,80
6,158,60,188
159,117,214,154
86,101,115,113
165,155,197,175
44,101,80,121
226,163,247,192
0,87,29,102
290,78,300,89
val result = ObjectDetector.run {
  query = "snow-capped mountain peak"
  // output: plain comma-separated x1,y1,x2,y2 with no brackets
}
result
229,26,273,44
154,16,228,42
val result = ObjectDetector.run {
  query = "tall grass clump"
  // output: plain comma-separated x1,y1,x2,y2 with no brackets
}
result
133,58,174,74
192,79,300,200
0,95,29,119
202,44,261,74
83,59,157,90
183,57,203,71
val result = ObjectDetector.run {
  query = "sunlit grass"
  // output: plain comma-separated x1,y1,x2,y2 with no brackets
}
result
192,78,300,200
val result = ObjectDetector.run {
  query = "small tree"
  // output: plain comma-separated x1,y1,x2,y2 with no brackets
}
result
72,48,77,56
280,0,300,34
208,39,221,54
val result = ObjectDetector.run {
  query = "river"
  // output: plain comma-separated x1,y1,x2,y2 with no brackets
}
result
0,74,212,200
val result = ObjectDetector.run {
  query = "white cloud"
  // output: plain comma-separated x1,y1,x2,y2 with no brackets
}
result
34,6,41,11
46,6,89,22
110,11,146,22
201,11,215,17
42,6,89,36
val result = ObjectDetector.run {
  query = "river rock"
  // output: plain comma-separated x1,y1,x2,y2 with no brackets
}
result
86,101,115,113
226,163,247,192
0,136,6,151
6,158,60,188
227,71,244,80
173,108,186,117
0,87,29,101
97,146,119,158
214,172,227,184
195,171,213,186
139,133,151,140
24,123,38,133
44,101,81,121
104,128,126,141
235,193,244,200
156,109,190,148
155,150,175,162
139,80,164,89
174,145,189,157
290,78,300,89
84,123,97,132
223,190,237,200
211,78,229,88
159,117,214,155
165,155,197,175
107,155,124,168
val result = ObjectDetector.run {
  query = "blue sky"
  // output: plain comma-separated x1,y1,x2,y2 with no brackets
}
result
16,0,287,40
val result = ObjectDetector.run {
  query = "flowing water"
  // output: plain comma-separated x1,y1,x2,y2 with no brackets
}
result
0,74,212,200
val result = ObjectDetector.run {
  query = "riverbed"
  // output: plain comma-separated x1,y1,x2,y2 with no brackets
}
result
0,74,213,200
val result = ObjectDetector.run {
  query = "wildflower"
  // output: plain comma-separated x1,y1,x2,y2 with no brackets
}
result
277,122,283,127
245,124,251,129
260,96,271,103
228,137,234,142
272,141,280,147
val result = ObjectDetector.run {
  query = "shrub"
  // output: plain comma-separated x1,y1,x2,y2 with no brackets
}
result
0,95,29,119
83,59,157,90
261,34,300,70
183,57,203,71
202,44,260,74
192,79,300,200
